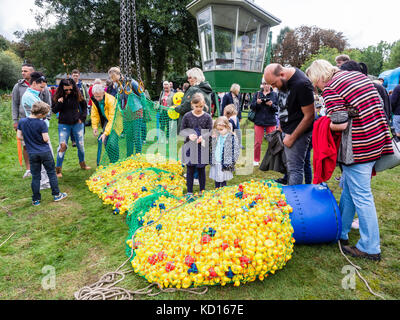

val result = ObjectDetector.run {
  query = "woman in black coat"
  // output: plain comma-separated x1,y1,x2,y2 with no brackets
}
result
250,82,278,166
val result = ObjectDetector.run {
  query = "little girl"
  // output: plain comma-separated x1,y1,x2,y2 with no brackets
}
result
209,116,240,188
223,103,242,149
180,93,213,196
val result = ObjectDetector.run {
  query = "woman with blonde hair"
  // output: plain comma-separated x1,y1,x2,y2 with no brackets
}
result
306,59,393,261
209,116,240,188
221,83,242,121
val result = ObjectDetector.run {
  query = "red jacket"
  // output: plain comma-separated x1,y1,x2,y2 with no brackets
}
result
312,116,341,184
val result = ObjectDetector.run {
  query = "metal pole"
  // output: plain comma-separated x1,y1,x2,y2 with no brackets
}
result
266,31,272,65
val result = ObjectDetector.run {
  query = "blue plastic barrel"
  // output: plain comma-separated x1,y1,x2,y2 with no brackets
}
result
282,184,342,244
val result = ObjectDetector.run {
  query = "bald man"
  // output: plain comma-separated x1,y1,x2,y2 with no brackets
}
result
264,63,315,185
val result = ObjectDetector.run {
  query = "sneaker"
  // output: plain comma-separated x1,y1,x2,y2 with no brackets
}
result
342,246,381,261
253,161,259,166
351,218,359,230
193,178,200,185
23,170,31,179
54,192,68,202
32,200,41,206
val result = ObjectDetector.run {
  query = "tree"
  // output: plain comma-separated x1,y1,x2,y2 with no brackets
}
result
0,51,21,89
359,41,393,76
273,25,347,67
0,35,10,51
384,40,400,70
301,46,362,72
18,0,201,96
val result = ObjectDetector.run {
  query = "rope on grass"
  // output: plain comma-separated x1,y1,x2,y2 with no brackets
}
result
74,195,208,300
338,241,386,300
0,232,15,248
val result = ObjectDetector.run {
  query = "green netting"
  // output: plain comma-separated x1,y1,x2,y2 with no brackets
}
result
99,92,179,166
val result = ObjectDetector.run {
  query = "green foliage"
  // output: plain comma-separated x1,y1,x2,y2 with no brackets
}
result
0,51,20,90
301,46,362,72
19,0,200,97
0,35,10,51
384,40,400,70
0,98,15,143
359,41,393,76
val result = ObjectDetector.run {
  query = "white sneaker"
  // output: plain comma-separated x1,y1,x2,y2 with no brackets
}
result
193,178,199,185
351,218,359,230
253,161,259,166
23,170,31,179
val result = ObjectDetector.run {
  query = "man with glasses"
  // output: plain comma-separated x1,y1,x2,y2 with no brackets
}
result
21,72,54,190
12,64,52,178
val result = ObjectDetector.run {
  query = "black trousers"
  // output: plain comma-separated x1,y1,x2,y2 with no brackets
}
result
186,165,206,193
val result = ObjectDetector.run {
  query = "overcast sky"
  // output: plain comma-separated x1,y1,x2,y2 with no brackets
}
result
1,0,399,48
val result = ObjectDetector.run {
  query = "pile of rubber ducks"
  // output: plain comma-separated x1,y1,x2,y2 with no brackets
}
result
87,154,185,215
128,180,295,288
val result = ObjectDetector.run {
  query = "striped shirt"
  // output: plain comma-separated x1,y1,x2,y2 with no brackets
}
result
322,71,393,164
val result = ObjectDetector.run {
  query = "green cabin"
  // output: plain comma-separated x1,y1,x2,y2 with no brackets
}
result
186,0,281,92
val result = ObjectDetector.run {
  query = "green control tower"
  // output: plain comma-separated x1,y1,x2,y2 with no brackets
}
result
187,0,281,92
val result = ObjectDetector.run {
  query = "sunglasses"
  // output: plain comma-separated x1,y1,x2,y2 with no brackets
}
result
64,89,72,92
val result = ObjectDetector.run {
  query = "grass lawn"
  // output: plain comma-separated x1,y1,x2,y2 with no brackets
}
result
0,100,399,300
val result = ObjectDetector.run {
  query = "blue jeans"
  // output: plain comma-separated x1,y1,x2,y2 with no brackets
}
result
284,130,312,185
56,123,85,167
29,151,60,201
339,161,380,254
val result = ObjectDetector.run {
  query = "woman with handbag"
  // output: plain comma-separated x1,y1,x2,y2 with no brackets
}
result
249,81,278,166
306,59,393,261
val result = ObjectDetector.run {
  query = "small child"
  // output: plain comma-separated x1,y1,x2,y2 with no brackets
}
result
180,93,213,197
17,101,67,206
223,103,242,149
209,116,240,188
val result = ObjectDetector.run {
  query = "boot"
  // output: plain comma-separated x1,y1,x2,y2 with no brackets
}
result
56,167,62,178
79,161,91,170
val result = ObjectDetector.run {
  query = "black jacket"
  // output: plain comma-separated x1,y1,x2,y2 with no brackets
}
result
259,130,287,174
52,96,87,125
250,90,278,127
221,92,242,119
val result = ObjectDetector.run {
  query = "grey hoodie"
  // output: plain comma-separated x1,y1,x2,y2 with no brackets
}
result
12,79,52,124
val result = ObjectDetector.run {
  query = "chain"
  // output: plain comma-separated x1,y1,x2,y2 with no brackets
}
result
131,0,142,82
120,0,128,77
126,0,132,79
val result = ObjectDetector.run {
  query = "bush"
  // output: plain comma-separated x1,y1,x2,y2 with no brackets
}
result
0,51,20,90
0,96,15,143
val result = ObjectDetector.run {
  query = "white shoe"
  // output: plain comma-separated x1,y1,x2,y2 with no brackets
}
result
23,170,31,179
193,178,199,185
351,218,359,230
253,161,259,166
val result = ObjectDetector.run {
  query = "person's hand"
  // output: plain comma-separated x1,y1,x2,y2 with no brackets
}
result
13,122,18,131
78,119,82,124
189,134,197,141
197,136,203,144
283,134,295,148
266,100,273,106
58,97,64,103
100,133,107,144
257,98,262,105
93,128,98,137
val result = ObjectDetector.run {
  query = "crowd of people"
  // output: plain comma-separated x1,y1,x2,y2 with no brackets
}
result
12,54,399,262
